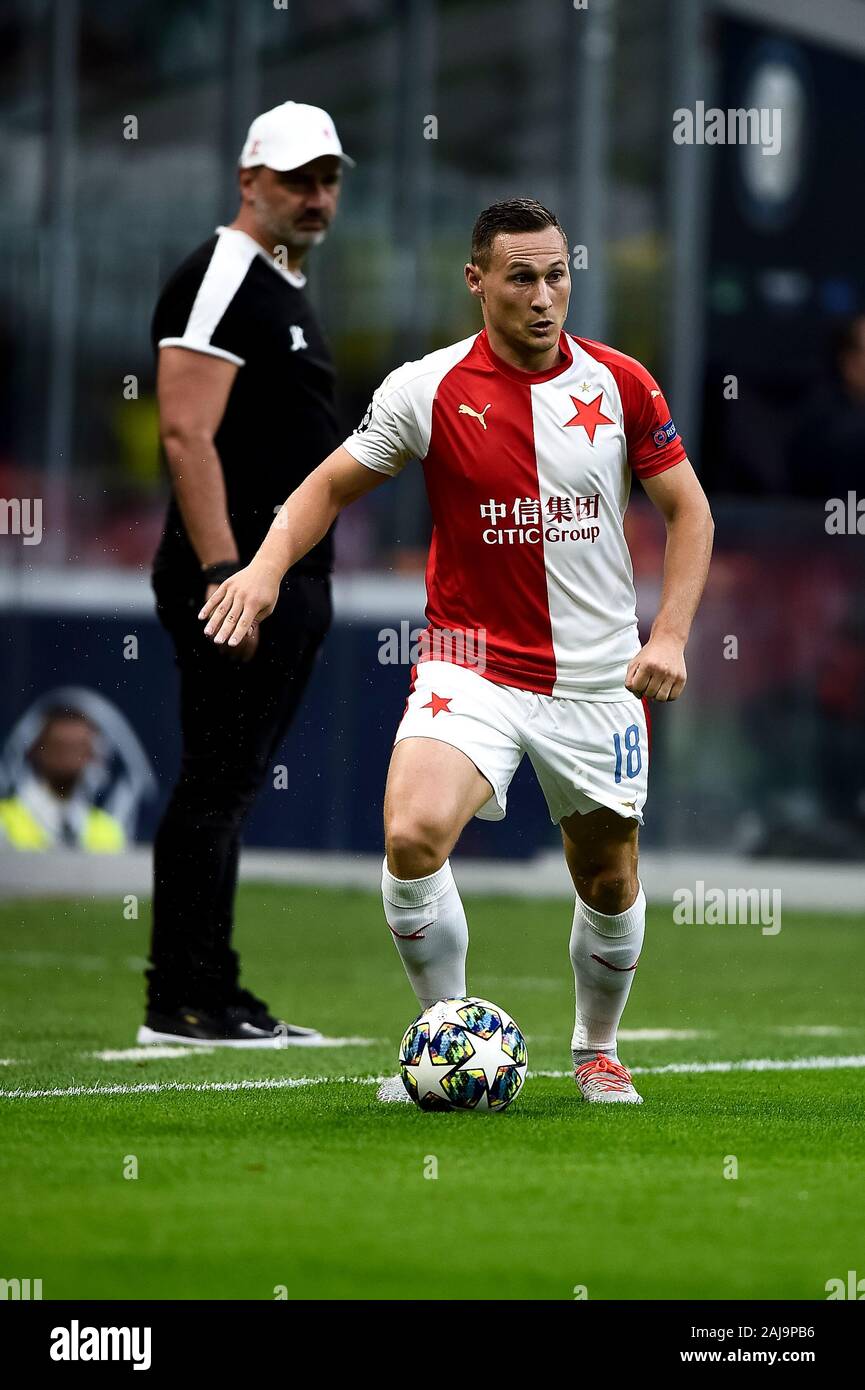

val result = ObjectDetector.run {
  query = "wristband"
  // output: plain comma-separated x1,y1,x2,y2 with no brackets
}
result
201,561,239,586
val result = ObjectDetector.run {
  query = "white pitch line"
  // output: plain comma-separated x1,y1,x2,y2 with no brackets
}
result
633,1054,865,1076
91,1037,382,1061
2,1055,865,1101
535,1055,865,1077
0,1038,386,1068
615,1028,711,1041
93,1046,215,1061
529,1029,713,1045
772,1026,848,1037
3,1028,852,1069
271,1036,384,1049
0,1076,349,1100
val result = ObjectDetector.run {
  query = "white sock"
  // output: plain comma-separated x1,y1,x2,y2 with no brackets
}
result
569,882,646,1066
381,858,468,1009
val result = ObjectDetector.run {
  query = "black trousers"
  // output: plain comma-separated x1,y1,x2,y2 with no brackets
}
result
147,571,332,1012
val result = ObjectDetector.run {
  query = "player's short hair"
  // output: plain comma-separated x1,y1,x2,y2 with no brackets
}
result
470,198,567,269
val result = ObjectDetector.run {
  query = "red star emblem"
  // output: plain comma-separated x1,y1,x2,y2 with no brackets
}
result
422,692,452,717
564,392,615,444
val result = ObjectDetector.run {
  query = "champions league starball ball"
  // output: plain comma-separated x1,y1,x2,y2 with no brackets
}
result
398,996,528,1111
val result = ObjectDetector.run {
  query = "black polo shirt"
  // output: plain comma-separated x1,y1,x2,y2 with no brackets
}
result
151,225,339,583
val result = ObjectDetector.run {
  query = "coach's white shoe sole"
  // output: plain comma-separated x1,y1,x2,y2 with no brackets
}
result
135,1025,322,1049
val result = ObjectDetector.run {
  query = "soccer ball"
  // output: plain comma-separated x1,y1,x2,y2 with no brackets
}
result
398,995,528,1111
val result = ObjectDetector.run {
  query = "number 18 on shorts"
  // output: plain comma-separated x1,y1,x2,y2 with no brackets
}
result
395,660,650,825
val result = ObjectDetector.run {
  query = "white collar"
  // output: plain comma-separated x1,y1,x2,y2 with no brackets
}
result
16,770,89,844
215,225,307,288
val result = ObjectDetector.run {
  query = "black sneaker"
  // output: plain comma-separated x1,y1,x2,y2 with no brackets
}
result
136,1004,290,1049
225,988,323,1044
137,999,322,1048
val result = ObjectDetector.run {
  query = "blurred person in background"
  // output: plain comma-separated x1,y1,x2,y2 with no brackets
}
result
0,707,125,852
789,313,865,498
141,102,353,1047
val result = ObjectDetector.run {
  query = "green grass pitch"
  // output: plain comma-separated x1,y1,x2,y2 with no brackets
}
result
1,885,863,1300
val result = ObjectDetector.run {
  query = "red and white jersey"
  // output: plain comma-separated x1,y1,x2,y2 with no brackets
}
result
342,329,687,700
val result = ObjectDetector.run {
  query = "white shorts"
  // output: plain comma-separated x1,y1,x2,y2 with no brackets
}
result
394,660,650,825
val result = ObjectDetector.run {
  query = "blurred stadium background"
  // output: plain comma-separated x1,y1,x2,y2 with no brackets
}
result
1,0,864,901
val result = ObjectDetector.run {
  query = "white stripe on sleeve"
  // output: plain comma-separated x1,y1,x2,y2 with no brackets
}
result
159,229,258,365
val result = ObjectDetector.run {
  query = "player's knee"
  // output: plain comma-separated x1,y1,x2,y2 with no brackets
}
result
574,867,638,916
385,811,451,879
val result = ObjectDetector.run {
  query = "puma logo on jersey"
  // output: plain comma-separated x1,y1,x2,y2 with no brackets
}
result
458,402,492,429
289,325,308,351
651,389,661,398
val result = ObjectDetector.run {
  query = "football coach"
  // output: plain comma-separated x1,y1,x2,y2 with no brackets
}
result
141,102,354,1047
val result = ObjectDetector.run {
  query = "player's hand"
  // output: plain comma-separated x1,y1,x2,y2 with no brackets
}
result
199,567,280,649
199,583,258,662
625,633,687,701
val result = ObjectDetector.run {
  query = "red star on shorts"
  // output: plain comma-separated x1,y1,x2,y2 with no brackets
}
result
422,692,452,717
564,392,615,444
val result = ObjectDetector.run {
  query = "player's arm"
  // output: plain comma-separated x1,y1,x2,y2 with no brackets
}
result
626,458,714,701
200,447,387,646
157,346,240,567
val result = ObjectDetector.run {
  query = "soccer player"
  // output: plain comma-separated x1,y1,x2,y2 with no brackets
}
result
200,198,714,1101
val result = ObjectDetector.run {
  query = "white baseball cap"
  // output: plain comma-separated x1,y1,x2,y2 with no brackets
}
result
240,101,355,172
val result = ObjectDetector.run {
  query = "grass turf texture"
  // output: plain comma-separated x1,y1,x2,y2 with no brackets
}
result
1,886,863,1300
